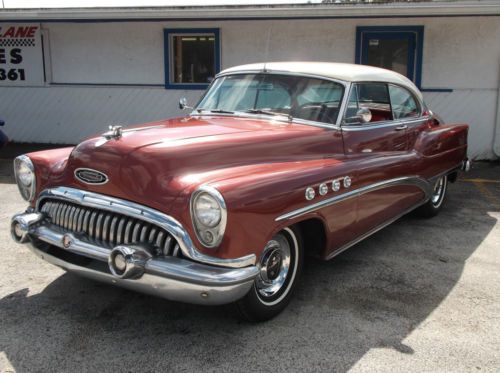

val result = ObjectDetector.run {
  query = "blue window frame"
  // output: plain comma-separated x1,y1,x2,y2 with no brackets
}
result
355,26,424,88
164,28,221,90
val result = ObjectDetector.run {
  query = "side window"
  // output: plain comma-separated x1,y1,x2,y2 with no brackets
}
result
345,82,393,124
293,79,344,124
388,85,420,119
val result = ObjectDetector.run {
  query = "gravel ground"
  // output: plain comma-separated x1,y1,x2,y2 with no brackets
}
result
0,147,499,373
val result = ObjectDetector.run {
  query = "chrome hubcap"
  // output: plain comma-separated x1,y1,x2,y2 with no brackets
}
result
431,176,446,206
256,234,291,299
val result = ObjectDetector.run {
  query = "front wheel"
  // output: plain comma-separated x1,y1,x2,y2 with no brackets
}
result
237,226,303,322
416,175,448,218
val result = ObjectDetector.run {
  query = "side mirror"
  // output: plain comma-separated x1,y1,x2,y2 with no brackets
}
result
0,119,4,126
344,108,372,124
356,108,372,123
179,97,192,110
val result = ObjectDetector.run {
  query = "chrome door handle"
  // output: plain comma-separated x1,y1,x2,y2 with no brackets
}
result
395,125,408,131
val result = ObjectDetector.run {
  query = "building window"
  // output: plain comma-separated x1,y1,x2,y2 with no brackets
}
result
164,28,220,89
355,26,424,88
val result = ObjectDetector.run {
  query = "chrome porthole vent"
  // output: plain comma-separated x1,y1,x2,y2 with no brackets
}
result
332,179,341,192
319,183,328,196
305,187,316,201
343,176,352,188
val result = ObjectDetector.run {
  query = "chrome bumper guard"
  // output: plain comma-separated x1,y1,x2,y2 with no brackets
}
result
462,158,471,172
11,212,259,305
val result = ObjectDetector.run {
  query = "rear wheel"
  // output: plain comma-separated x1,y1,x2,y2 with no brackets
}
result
237,226,303,322
416,175,448,218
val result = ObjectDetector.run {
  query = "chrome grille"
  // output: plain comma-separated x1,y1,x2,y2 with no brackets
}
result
40,199,181,257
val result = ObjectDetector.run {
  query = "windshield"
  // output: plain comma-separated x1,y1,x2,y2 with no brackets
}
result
195,73,345,125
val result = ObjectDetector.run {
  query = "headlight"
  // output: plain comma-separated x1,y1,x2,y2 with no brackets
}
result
194,193,221,227
190,186,227,248
14,155,36,202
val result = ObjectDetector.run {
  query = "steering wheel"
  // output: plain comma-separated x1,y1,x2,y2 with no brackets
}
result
294,102,336,124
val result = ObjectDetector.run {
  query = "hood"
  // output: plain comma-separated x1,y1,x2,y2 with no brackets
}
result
53,115,330,213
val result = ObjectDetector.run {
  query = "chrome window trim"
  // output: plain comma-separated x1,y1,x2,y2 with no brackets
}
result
275,176,432,222
36,187,256,268
190,111,342,130
337,81,353,127
193,70,349,128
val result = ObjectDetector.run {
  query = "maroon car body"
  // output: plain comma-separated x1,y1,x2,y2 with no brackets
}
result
11,63,469,321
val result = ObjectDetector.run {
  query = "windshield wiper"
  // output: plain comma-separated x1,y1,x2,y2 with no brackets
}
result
244,109,292,121
196,108,235,114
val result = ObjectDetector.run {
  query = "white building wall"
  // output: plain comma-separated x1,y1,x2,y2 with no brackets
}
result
0,16,498,159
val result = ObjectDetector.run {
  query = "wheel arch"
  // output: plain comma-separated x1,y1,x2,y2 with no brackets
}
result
294,217,327,259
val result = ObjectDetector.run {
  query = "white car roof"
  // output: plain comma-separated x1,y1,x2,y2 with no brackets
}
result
218,62,423,99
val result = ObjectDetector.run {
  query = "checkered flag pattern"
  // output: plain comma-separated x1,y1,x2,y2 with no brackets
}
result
0,38,35,47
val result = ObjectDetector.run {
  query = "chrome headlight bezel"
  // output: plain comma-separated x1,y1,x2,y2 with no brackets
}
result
190,185,227,248
13,155,36,202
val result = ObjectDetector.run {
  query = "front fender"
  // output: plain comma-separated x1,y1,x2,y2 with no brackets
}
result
170,158,351,260
23,147,74,207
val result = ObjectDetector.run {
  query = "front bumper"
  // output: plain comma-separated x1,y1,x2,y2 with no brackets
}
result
11,212,259,305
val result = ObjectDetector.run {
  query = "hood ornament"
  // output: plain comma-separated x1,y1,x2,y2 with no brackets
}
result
103,125,123,140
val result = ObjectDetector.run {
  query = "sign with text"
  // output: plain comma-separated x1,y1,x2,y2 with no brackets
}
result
0,24,44,86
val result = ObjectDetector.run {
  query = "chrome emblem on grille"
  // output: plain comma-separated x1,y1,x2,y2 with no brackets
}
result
75,168,108,185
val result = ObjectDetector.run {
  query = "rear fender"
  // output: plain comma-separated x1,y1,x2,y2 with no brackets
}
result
414,124,468,157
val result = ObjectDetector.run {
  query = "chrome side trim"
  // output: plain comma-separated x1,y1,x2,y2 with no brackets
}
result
325,197,428,261
275,176,431,222
36,187,256,268
341,116,430,131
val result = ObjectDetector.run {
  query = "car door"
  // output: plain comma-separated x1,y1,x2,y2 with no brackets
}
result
341,82,424,241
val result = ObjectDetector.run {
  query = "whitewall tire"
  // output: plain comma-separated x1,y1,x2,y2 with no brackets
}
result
236,226,303,322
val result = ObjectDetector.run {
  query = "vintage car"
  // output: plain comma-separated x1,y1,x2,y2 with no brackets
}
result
11,62,470,321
